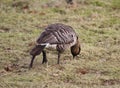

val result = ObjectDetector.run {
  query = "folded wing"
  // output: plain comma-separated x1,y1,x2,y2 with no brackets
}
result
36,24,76,45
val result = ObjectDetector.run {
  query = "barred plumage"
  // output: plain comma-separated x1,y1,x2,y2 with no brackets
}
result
29,23,81,68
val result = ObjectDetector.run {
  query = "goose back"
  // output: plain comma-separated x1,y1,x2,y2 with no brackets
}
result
36,23,77,51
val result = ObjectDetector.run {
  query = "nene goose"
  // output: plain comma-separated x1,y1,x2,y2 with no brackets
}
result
29,23,81,68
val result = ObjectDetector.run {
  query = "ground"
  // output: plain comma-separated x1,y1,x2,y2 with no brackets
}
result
0,0,120,88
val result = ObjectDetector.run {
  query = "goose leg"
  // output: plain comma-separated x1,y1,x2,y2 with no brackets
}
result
29,55,36,69
57,51,61,64
42,50,47,64
73,55,75,59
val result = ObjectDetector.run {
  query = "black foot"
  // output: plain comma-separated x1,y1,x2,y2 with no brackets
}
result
42,59,48,64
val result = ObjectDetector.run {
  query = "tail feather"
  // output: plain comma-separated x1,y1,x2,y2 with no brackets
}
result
30,45,46,56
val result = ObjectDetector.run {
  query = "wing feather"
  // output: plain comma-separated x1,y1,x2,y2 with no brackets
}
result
36,23,76,45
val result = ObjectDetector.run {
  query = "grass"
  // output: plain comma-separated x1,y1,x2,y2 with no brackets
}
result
0,0,120,88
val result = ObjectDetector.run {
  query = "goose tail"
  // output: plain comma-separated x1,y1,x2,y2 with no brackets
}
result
29,45,46,69
30,45,46,56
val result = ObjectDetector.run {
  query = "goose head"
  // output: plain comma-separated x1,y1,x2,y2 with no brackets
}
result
71,36,81,58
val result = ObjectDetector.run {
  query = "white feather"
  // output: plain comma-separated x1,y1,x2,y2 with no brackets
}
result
41,43,57,49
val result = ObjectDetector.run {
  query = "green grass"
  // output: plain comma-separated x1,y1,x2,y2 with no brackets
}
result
112,0,120,9
0,0,120,88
